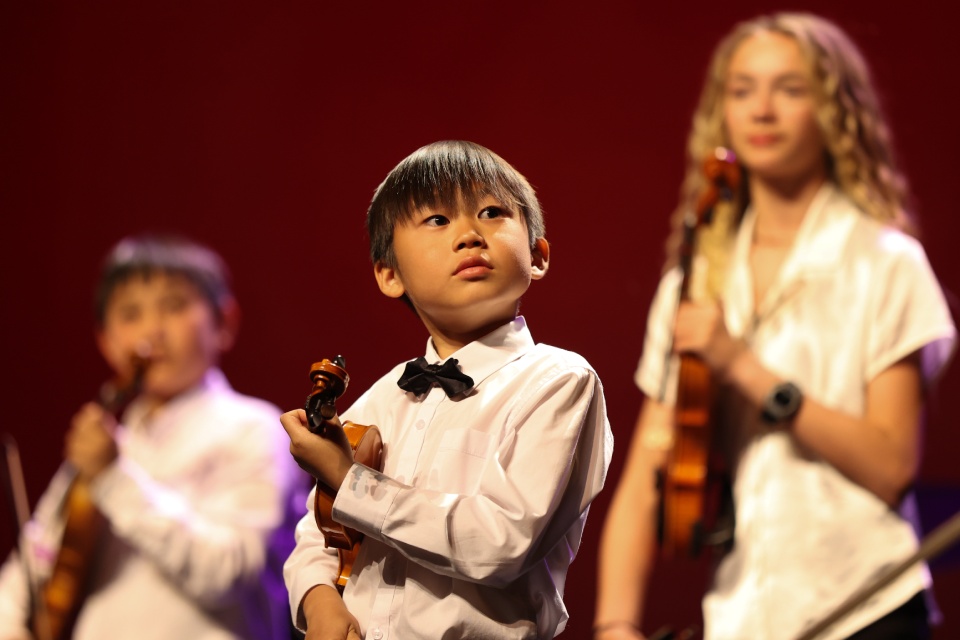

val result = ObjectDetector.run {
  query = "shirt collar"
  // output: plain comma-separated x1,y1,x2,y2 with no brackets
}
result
423,316,536,390
726,181,861,331
735,180,860,278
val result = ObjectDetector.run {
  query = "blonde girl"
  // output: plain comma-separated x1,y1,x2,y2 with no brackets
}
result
595,13,955,640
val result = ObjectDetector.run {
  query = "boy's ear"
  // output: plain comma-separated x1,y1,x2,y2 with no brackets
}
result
530,238,550,281
216,295,241,354
374,262,406,299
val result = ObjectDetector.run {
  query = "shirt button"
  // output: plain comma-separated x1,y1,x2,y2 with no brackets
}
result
415,419,425,430
372,629,384,640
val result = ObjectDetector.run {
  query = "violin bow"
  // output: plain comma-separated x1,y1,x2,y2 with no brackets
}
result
1,434,53,640
795,508,960,640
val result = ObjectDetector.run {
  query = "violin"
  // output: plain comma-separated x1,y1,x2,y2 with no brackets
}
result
31,355,148,640
658,148,741,557
303,356,383,593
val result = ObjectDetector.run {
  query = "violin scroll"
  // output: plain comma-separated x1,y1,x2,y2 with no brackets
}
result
98,352,149,415
696,147,740,221
301,355,383,592
304,356,349,433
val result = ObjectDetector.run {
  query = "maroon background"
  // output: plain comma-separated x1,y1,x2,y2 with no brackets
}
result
2,2,958,637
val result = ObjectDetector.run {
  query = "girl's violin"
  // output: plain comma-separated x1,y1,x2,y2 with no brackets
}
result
658,148,740,557
304,356,383,593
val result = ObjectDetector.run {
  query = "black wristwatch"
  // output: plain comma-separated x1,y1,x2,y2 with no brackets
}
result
760,381,803,425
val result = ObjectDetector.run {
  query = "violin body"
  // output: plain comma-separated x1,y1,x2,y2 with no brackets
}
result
304,358,383,593
661,355,724,556
32,483,106,640
313,421,383,590
659,149,739,557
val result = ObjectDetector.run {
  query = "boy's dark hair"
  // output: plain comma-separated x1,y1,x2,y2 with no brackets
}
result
94,234,233,326
366,140,546,267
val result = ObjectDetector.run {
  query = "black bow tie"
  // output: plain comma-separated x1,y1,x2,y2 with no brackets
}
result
397,357,474,397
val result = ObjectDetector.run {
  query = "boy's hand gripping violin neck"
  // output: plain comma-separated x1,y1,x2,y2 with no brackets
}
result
659,148,741,558
32,354,149,640
304,357,383,593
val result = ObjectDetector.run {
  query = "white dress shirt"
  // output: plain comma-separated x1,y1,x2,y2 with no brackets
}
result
284,317,614,639
636,183,957,640
0,368,304,640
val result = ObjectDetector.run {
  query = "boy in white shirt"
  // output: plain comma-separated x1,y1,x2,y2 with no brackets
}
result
281,140,614,640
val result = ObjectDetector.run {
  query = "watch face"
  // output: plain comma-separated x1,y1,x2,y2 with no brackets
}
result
762,382,802,424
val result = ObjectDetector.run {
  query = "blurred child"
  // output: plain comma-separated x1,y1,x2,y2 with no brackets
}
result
0,235,303,640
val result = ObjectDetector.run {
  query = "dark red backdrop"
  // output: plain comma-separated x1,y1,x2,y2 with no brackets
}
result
2,2,958,637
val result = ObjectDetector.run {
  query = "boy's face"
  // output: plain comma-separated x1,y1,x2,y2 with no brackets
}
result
97,272,233,404
375,194,548,338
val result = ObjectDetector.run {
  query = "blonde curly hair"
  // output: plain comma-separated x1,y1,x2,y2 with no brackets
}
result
668,13,916,297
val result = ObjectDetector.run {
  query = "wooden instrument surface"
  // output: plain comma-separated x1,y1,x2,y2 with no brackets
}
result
34,354,148,640
304,357,383,592
660,148,740,558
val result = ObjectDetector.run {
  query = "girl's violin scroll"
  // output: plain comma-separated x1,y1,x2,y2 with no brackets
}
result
303,357,383,593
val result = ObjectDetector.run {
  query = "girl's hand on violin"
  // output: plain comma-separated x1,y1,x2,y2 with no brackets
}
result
280,409,354,491
65,402,119,481
673,301,745,377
